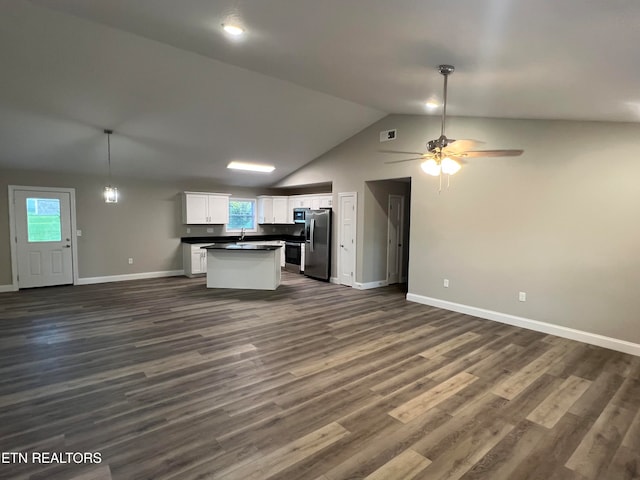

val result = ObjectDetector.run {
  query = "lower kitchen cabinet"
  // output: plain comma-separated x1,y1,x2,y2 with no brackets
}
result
183,243,209,277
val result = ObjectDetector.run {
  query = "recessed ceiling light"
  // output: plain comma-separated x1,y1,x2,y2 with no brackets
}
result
227,161,275,173
222,24,244,36
425,101,439,109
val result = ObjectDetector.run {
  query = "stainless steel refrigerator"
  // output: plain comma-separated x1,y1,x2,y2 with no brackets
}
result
304,209,331,280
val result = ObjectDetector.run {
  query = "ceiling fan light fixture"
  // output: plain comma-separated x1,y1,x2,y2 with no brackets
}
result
441,157,461,175
421,159,441,176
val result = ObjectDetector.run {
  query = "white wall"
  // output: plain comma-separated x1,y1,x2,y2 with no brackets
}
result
277,114,640,347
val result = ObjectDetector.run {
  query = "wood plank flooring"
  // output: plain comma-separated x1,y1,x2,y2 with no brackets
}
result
0,272,639,480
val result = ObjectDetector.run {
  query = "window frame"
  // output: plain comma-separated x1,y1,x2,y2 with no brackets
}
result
225,197,258,233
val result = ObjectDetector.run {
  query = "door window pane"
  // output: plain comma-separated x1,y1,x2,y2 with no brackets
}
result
26,198,62,242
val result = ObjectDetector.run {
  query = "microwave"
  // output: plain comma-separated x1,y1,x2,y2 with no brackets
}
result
293,208,309,224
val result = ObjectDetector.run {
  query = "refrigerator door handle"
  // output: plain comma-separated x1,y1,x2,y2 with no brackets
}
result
310,218,315,253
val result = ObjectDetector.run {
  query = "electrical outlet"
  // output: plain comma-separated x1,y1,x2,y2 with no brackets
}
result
443,279,449,288
186,227,191,234
206,227,213,233
128,258,134,265
519,291,526,302
76,229,82,237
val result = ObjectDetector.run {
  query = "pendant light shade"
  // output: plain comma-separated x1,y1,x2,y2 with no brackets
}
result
103,129,118,204
104,185,118,203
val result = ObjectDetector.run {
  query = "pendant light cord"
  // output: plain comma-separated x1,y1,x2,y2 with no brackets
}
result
107,132,112,180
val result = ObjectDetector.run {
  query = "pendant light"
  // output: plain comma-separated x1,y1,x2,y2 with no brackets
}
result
103,129,118,203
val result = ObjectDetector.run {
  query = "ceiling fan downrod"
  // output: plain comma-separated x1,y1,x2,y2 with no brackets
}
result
439,64,454,140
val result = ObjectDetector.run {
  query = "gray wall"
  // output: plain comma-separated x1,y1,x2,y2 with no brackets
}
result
277,114,640,344
0,168,295,285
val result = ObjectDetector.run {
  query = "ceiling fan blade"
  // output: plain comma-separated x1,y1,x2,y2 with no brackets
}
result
379,149,426,155
462,149,524,158
384,156,426,164
443,139,484,154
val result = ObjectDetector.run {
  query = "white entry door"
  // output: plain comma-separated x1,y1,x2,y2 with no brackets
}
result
338,192,357,286
13,189,74,288
386,194,404,285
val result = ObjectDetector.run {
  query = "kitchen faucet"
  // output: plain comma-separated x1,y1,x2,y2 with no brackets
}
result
240,228,245,241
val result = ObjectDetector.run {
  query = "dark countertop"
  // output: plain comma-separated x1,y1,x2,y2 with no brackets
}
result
202,243,282,251
182,234,305,244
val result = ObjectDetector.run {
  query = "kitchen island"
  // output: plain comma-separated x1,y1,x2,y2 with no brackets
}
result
202,243,282,290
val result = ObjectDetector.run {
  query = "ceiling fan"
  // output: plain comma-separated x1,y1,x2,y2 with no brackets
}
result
383,64,523,181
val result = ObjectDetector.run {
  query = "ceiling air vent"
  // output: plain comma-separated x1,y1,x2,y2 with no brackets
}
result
379,129,397,142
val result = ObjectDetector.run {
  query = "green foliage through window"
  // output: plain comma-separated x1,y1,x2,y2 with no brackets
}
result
26,198,62,242
228,199,256,231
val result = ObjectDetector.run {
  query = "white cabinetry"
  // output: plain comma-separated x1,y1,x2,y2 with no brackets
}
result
258,196,291,224
182,192,230,224
273,197,290,223
289,194,333,213
318,194,333,208
183,244,209,277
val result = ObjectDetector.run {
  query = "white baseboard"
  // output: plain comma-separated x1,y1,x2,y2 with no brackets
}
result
330,277,340,284
0,284,18,293
354,279,389,290
77,270,185,285
406,293,640,357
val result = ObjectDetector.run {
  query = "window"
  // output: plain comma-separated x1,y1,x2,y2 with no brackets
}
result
26,197,62,242
226,198,257,232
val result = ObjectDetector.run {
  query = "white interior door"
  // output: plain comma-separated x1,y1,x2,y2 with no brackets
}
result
13,189,74,288
387,194,404,285
338,192,357,286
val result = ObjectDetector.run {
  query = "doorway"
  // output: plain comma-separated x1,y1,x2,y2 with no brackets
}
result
9,186,78,289
363,178,411,288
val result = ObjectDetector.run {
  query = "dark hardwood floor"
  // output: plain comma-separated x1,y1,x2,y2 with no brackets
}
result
0,272,639,480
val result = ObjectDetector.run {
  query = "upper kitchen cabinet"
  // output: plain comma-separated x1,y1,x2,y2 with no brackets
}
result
258,196,292,224
314,194,333,209
290,196,312,209
290,194,333,210
182,192,231,224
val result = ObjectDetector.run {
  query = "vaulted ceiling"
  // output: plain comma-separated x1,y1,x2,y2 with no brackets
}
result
1,0,639,186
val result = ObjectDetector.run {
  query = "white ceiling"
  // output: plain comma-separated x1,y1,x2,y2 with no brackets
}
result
2,0,640,186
